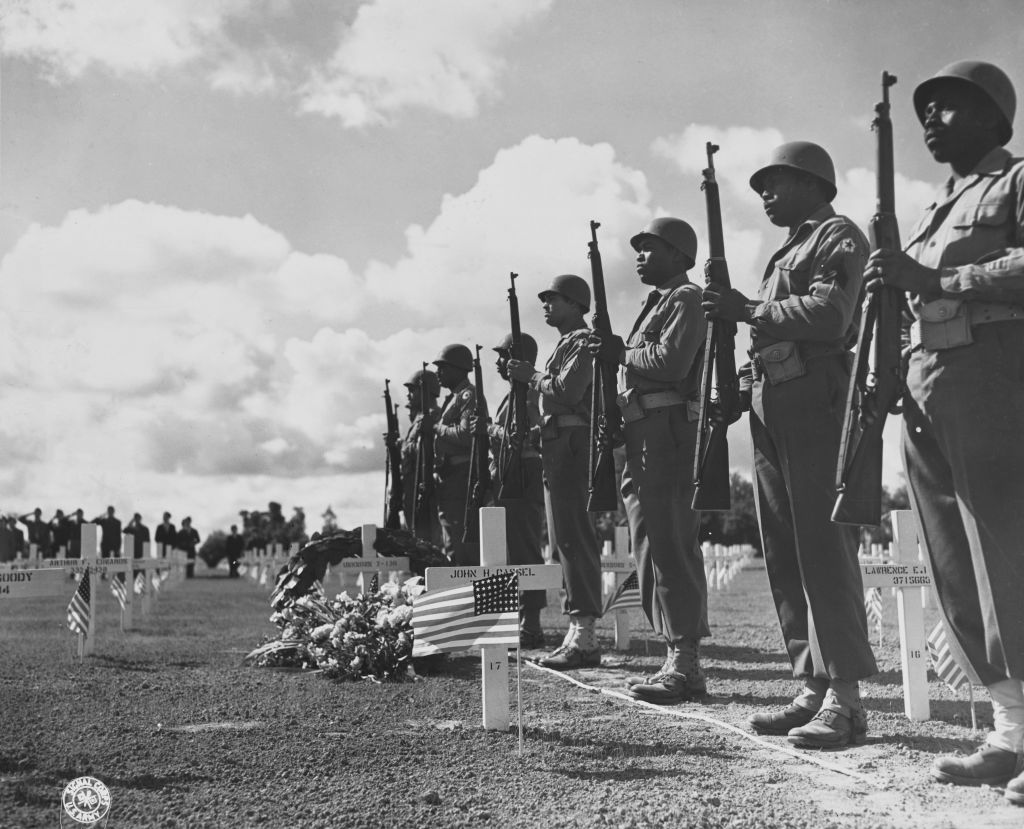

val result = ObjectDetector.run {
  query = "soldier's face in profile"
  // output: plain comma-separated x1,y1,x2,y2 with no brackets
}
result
921,81,994,165
758,168,814,229
494,351,510,380
634,236,679,285
541,292,573,328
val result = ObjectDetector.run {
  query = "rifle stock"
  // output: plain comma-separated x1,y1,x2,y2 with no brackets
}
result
463,345,491,543
832,71,904,527
497,272,527,500
692,142,740,512
587,220,623,512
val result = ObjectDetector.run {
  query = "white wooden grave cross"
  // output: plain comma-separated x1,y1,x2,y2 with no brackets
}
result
859,509,931,721
424,507,563,731
324,524,410,596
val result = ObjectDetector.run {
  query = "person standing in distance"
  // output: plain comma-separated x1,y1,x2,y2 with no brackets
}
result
401,368,442,546
509,274,602,668
489,332,547,649
432,343,485,565
867,61,1024,799
588,219,710,702
703,141,877,747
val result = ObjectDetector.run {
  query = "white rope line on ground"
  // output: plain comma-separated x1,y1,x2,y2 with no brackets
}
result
525,660,888,790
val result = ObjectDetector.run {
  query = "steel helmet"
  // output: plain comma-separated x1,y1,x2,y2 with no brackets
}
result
492,332,539,363
404,368,440,397
629,218,698,267
749,141,838,202
432,343,473,372
913,60,1016,145
538,274,591,312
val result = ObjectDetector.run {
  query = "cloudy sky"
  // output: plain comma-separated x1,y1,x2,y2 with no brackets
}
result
0,0,1020,535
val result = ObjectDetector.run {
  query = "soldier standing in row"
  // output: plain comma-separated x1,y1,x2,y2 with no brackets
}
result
868,61,1024,799
432,344,484,565
703,142,877,747
93,506,122,559
509,274,602,668
18,508,51,557
589,219,710,703
155,512,176,555
489,332,547,648
178,516,200,578
401,368,442,546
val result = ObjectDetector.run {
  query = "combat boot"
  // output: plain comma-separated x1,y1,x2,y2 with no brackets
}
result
931,744,1022,787
537,618,600,671
628,639,707,705
748,703,818,736
787,692,867,748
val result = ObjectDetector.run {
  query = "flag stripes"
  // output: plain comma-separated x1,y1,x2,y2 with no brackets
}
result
864,587,883,629
110,573,128,611
67,571,91,637
412,573,519,657
603,570,641,615
927,620,969,691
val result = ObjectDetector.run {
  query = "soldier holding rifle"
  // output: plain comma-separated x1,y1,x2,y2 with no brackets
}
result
509,274,602,668
587,218,710,702
866,61,1024,799
702,141,876,747
432,343,484,565
401,367,442,545
490,331,547,648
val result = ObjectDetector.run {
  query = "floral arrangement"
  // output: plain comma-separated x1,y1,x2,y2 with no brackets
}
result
245,574,427,681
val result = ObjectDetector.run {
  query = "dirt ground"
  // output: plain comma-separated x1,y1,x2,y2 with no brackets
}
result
1,563,1020,828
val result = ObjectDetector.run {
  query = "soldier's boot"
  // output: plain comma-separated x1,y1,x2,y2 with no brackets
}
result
787,687,868,748
629,638,707,705
537,617,600,671
932,744,1023,788
624,644,675,689
749,677,827,735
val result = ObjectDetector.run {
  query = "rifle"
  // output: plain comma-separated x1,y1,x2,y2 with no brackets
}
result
832,71,904,527
412,362,436,535
497,272,528,500
382,379,405,529
587,220,624,512
462,346,491,542
692,142,741,512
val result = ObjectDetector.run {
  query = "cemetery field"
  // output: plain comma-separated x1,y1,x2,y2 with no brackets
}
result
0,566,1020,829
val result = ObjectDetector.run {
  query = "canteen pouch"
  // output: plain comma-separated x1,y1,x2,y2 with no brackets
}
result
616,388,644,422
758,341,805,385
917,299,973,350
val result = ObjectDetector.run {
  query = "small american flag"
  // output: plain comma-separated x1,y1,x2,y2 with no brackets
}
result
110,573,128,611
367,572,380,595
864,587,883,629
67,571,91,637
134,572,147,595
603,570,641,615
412,573,519,657
927,620,969,692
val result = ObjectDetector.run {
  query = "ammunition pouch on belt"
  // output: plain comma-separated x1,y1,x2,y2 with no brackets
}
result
616,389,694,424
750,341,848,385
910,299,1024,351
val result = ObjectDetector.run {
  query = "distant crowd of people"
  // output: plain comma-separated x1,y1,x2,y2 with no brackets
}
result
0,507,202,578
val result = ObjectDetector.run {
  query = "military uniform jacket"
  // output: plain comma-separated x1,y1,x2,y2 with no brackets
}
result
401,407,439,481
529,328,592,421
619,274,704,397
488,387,542,477
435,379,480,461
904,147,1024,308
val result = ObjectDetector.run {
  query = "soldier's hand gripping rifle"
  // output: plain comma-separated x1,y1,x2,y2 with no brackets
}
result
692,142,741,512
832,71,904,527
462,346,491,543
382,379,405,529
587,220,624,512
497,272,527,500
412,362,436,534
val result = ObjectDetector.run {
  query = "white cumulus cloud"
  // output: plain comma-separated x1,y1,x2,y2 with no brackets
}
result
299,0,553,126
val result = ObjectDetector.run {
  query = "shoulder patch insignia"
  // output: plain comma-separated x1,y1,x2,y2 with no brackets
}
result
840,238,857,254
